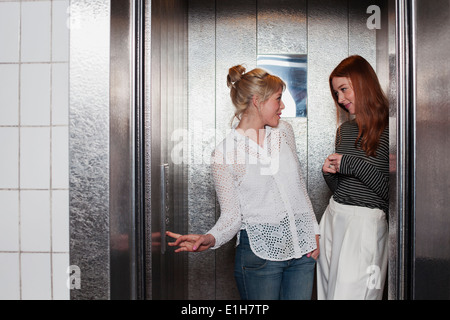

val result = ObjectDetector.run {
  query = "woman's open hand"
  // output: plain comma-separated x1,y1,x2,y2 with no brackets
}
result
166,231,216,253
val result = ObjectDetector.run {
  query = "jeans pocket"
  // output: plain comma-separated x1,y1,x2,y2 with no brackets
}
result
242,246,268,271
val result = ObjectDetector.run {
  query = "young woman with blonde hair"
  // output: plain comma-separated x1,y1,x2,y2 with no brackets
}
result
318,55,389,300
167,65,320,300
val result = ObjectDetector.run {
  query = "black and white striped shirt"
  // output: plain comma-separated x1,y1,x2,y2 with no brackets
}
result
323,120,389,213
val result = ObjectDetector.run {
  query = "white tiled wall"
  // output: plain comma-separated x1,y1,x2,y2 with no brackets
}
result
0,0,70,300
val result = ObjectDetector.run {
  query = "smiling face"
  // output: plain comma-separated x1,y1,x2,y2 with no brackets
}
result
259,86,285,127
332,76,356,115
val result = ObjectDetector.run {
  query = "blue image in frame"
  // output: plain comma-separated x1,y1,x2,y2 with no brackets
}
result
257,55,307,118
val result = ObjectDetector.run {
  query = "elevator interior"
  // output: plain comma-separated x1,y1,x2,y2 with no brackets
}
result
146,0,392,300
69,0,450,300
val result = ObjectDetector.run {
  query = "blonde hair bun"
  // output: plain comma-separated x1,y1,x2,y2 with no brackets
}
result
227,65,246,88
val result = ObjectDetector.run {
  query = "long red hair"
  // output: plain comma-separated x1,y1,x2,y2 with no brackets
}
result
329,55,389,157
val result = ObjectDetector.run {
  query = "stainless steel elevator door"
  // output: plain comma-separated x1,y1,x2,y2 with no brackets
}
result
412,0,450,300
147,0,189,300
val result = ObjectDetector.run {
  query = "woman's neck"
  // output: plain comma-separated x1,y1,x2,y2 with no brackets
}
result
236,114,266,147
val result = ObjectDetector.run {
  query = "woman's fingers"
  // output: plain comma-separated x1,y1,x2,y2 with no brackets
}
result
329,153,342,166
166,231,199,250
166,231,190,247
170,237,194,252
165,232,215,252
323,158,337,174
192,239,201,251
166,231,181,240
324,153,342,173
174,244,191,253
323,165,336,174
307,249,319,260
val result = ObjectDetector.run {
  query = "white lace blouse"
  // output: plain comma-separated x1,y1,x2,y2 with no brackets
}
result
207,120,320,261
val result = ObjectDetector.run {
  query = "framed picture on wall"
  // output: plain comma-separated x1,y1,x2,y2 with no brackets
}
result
257,55,307,118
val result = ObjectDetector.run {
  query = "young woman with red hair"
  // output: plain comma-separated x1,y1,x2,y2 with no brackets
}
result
317,55,389,300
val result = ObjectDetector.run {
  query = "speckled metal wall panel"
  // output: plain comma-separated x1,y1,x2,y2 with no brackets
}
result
257,0,307,54
307,0,349,220
349,0,378,67
187,0,217,300
215,0,257,139
284,118,308,181
69,0,111,300
257,0,308,184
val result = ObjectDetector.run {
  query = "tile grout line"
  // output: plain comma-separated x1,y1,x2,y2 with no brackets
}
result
49,0,54,301
17,0,22,301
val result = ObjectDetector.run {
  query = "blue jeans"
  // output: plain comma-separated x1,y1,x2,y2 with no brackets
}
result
234,230,316,300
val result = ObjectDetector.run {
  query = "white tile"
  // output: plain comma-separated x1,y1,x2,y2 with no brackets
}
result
21,253,52,300
52,190,69,252
0,191,19,252
0,2,20,63
20,64,51,126
0,253,20,300
20,127,50,189
0,64,19,125
52,0,70,62
0,127,19,189
52,253,70,300
51,63,69,125
20,190,50,252
21,1,51,62
52,126,69,189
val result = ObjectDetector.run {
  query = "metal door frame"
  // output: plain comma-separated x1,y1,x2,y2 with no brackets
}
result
109,0,146,300
389,0,413,300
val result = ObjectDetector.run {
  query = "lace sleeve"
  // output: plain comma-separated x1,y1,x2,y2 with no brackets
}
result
281,121,320,235
281,121,298,155
206,148,242,249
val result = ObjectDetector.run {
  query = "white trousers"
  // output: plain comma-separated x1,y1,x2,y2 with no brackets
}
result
317,198,388,300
